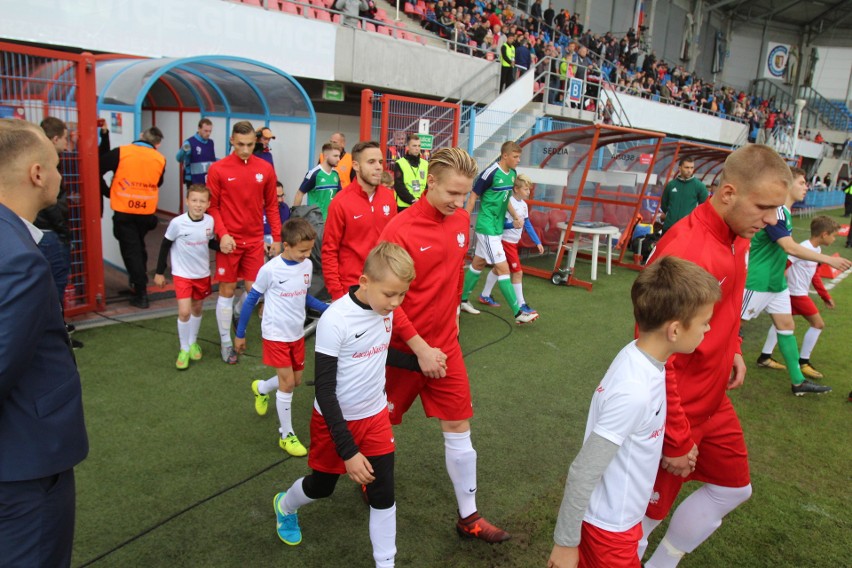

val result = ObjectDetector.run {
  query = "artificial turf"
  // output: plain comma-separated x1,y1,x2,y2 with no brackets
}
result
71,209,852,567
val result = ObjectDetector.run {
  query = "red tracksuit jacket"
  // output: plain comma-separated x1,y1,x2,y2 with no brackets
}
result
207,153,279,245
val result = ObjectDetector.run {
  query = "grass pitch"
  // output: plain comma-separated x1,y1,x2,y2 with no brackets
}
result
72,210,852,567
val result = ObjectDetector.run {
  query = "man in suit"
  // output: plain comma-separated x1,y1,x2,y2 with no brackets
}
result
0,118,89,567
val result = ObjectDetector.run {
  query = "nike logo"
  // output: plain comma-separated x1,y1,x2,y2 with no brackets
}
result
355,330,367,338
420,246,432,252
279,279,289,284
655,403,663,416
228,177,237,181
468,487,476,493
718,276,727,287
353,214,364,219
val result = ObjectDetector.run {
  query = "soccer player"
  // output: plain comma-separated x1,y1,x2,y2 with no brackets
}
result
153,185,217,370
659,156,708,233
741,167,850,395
478,174,543,313
549,257,720,568
293,142,342,220
638,145,790,568
460,141,539,324
207,121,281,365
234,218,328,456
272,242,446,567
175,118,217,189
322,141,398,301
380,147,512,544
757,216,842,382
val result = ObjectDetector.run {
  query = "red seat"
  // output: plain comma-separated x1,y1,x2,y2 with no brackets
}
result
528,210,554,248
332,13,341,23
242,0,264,6
315,9,332,21
544,209,569,246
404,3,415,14
281,1,299,14
365,21,377,32
302,7,316,18
485,52,495,61
375,8,387,18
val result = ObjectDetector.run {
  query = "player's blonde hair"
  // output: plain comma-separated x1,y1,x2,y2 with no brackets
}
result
0,119,50,177
500,141,522,156
717,145,791,194
514,174,532,189
632,256,721,332
281,217,317,246
428,147,478,183
364,242,416,283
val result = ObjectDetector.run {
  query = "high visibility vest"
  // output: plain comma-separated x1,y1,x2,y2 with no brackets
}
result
110,143,166,215
396,157,428,207
501,43,515,67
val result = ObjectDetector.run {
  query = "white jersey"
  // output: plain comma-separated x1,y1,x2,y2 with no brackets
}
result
163,213,215,279
584,341,666,533
252,256,312,342
786,239,820,297
502,195,528,244
314,292,393,421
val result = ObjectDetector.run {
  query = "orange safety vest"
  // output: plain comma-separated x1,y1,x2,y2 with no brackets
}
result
110,144,166,214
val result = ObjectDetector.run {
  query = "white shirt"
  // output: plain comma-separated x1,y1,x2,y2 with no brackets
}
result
786,239,820,297
584,341,666,532
252,256,312,342
19,216,43,244
502,195,528,244
163,213,215,279
314,293,393,421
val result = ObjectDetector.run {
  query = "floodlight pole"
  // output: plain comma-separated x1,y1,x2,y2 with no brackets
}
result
792,98,806,158
396,0,400,20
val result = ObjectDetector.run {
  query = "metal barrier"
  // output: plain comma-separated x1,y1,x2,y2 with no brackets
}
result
0,41,104,315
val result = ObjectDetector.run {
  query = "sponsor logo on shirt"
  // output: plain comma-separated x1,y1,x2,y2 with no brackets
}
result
352,342,390,359
278,289,308,298
595,385,604,393
649,426,665,439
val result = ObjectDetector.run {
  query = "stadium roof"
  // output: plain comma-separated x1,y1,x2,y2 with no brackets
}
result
710,0,852,44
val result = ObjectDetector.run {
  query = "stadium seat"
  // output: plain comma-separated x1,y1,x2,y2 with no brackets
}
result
302,7,316,18
315,9,332,21
485,52,495,61
365,21,377,32
404,3,416,15
544,209,569,246
375,8,387,18
241,0,264,6
529,210,555,248
332,13,341,22
281,1,299,14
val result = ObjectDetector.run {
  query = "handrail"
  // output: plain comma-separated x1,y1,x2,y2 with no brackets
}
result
797,85,851,132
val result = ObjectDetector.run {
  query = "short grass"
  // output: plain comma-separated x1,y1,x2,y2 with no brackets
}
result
72,210,852,567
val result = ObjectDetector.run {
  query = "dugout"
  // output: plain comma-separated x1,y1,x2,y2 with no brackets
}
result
516,124,665,290
95,55,317,295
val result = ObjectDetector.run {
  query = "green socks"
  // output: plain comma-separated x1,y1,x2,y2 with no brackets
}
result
497,275,520,314
462,266,481,302
776,331,806,385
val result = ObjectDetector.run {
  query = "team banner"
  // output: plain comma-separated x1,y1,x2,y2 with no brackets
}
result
763,42,790,79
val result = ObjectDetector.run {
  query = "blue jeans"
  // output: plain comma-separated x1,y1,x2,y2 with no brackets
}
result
38,231,71,308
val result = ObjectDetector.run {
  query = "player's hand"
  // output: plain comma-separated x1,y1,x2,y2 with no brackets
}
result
345,452,375,484
263,242,273,256
417,346,448,379
153,274,166,288
234,337,246,354
824,298,835,309
662,444,698,477
513,217,523,229
547,544,579,568
727,353,746,390
827,256,852,271
268,241,282,257
537,244,545,254
221,234,236,254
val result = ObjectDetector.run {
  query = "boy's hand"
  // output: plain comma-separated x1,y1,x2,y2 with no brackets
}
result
662,443,698,477
263,242,273,256
234,337,246,354
417,346,447,379
268,242,282,257
345,452,375,484
512,216,523,229
727,353,746,390
547,544,579,568
824,298,835,309
220,234,236,254
827,256,852,272
153,274,166,288
537,244,545,254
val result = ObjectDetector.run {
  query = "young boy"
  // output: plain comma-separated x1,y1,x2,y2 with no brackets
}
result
757,215,842,381
478,174,544,313
272,242,446,568
293,142,342,220
234,218,329,456
548,256,720,568
742,166,850,395
154,185,217,370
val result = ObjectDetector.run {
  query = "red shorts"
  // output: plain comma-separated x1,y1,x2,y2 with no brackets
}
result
646,396,750,520
385,343,473,425
262,338,305,370
790,295,819,317
215,241,265,283
503,241,523,273
308,407,395,474
173,275,212,300
578,521,642,568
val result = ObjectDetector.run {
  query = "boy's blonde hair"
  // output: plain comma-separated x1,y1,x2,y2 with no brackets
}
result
514,174,532,189
186,184,210,198
632,256,721,332
364,242,416,283
380,171,393,187
810,215,840,237
281,217,317,246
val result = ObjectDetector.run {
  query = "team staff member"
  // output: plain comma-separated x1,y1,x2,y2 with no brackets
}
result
638,145,790,568
659,156,708,233
176,117,217,189
392,133,428,212
207,120,281,364
379,147,512,544
0,118,88,567
100,126,167,309
322,141,398,301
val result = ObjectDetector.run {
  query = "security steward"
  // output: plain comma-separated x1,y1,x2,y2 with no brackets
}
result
499,33,516,92
100,126,166,308
392,133,428,212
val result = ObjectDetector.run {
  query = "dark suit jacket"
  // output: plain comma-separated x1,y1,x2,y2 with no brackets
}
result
0,203,88,482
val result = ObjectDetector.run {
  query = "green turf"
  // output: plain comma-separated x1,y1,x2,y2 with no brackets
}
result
72,210,852,567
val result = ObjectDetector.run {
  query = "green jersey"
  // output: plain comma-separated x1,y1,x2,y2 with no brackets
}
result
473,163,516,236
745,206,792,292
661,176,708,231
299,164,342,219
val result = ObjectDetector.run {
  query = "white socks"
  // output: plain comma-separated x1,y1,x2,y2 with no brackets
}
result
444,430,478,518
645,484,752,568
177,318,190,351
638,515,662,559
370,504,397,568
188,314,202,345
482,271,499,297
761,325,778,355
281,477,314,515
234,289,247,318
216,295,233,346
258,376,279,395
513,282,525,306
277,390,294,438
800,327,822,359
